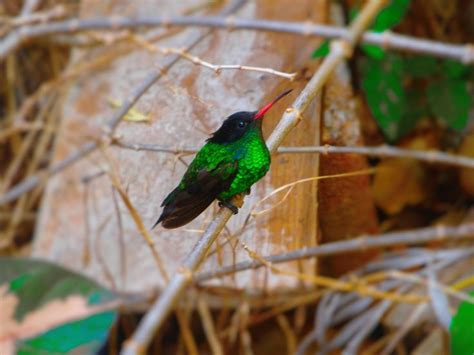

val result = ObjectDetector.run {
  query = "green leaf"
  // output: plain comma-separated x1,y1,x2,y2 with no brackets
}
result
404,87,429,121
314,1,410,60
360,0,410,59
312,40,330,58
0,257,117,354
361,44,386,60
442,59,471,79
371,0,410,32
361,54,416,141
18,312,115,355
403,56,439,78
450,291,474,354
427,79,471,131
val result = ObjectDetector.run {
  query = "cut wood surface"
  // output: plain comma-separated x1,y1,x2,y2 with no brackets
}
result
33,0,326,293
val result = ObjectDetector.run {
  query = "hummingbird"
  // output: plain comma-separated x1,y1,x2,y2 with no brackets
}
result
154,89,292,229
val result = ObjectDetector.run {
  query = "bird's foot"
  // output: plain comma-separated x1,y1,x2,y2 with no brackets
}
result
218,199,239,215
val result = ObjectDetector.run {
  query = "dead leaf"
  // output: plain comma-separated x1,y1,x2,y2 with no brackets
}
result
372,158,428,214
372,133,439,215
108,98,150,122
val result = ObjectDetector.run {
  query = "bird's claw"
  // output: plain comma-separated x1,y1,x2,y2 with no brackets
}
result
218,200,239,215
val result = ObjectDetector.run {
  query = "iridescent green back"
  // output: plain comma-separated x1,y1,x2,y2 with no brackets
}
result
179,123,270,199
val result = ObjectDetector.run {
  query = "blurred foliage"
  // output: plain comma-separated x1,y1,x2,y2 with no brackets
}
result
360,54,472,141
312,0,474,142
450,290,474,354
359,0,410,59
312,40,330,58
0,257,117,354
312,0,409,59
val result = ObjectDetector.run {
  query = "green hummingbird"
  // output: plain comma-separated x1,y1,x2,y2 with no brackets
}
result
154,89,292,229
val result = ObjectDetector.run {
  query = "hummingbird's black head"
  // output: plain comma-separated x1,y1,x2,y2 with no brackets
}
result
207,111,258,144
206,89,293,145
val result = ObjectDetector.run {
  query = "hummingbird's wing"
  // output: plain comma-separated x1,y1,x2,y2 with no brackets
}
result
154,160,238,229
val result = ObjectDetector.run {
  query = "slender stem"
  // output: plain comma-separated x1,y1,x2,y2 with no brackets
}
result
20,0,43,16
131,36,296,79
2,13,474,63
122,1,388,353
194,223,474,282
114,142,474,170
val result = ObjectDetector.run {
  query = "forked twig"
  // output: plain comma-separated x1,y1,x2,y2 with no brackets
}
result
132,35,296,80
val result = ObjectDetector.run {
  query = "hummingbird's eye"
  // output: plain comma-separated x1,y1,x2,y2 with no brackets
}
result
238,121,246,128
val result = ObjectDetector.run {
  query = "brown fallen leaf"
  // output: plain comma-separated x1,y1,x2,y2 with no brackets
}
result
372,133,438,215
372,158,427,215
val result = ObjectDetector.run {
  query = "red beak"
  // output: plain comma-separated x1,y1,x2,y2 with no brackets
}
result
254,89,292,120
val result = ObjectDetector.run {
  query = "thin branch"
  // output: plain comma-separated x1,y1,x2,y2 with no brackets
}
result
381,304,426,355
114,141,474,169
132,35,296,80
276,314,297,355
197,296,224,355
18,5,66,25
2,14,474,63
0,122,47,142
107,170,169,282
20,0,43,16
111,186,127,288
122,1,388,353
194,223,474,282
0,3,66,38
248,169,375,219
175,311,199,355
238,240,426,304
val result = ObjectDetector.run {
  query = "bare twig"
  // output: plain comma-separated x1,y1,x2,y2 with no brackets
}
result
276,314,297,355
238,240,425,304
248,168,375,218
18,5,66,25
114,141,474,169
20,0,43,16
381,304,426,355
0,122,47,142
197,296,224,355
122,1,389,353
194,223,474,282
175,311,199,355
111,186,127,288
107,170,169,282
2,13,474,63
132,35,296,80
